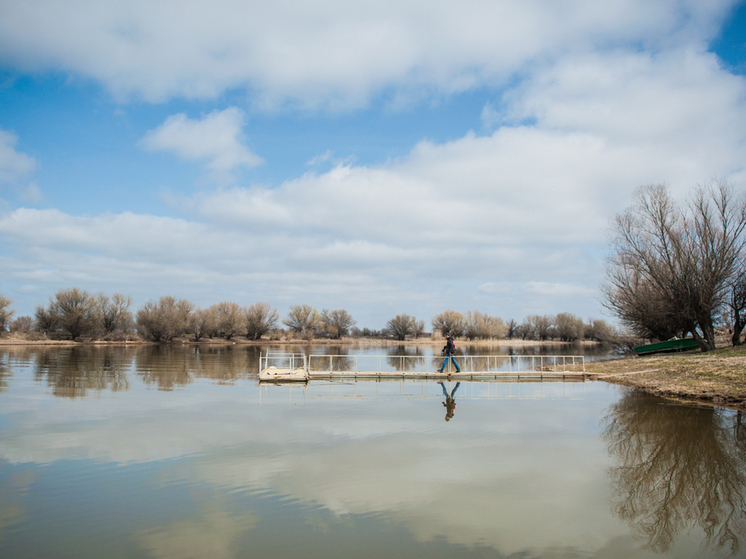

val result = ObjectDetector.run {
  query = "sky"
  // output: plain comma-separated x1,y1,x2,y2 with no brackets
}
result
1,0,746,330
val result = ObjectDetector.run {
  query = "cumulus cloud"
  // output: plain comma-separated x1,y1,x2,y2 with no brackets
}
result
140,107,262,180
4,42,746,324
2,2,746,326
0,129,35,183
504,48,746,155
0,0,734,107
195,45,746,257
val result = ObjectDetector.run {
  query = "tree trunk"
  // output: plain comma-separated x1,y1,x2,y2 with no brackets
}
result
733,324,744,346
733,308,744,346
692,323,716,352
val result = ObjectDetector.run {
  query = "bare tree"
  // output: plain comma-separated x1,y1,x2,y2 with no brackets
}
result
387,314,418,340
464,310,506,340
516,320,533,340
431,310,466,337
0,294,13,332
604,182,746,351
554,312,584,341
506,318,517,339
212,302,244,339
34,304,58,335
189,307,218,341
283,304,320,338
10,315,33,334
39,288,96,340
526,314,553,341
244,302,279,340
94,293,134,337
412,318,425,339
136,296,194,342
585,318,615,342
602,267,687,341
320,309,356,339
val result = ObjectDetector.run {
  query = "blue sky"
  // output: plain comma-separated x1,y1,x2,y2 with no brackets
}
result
1,0,746,330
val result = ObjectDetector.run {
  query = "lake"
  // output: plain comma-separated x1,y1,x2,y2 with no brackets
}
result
0,344,744,558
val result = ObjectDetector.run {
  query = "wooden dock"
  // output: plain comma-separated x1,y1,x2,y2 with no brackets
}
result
258,352,587,383
259,366,309,382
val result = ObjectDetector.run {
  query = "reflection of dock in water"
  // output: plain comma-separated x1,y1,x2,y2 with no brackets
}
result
258,352,587,382
258,376,586,404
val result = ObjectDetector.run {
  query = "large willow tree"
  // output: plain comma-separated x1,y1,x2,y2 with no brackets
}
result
603,181,746,351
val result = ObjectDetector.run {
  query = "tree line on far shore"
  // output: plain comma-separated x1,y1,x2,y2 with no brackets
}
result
0,289,616,344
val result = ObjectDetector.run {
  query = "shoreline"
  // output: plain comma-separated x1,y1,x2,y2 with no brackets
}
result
4,335,742,411
585,344,746,411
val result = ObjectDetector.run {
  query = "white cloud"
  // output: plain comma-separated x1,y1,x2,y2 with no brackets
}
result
505,48,746,150
0,0,735,107
0,129,35,183
140,107,262,180
2,3,746,326
19,182,44,203
523,281,597,297
3,44,746,324
478,282,512,295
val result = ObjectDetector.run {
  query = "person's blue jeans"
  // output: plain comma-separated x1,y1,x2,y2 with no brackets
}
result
440,353,461,372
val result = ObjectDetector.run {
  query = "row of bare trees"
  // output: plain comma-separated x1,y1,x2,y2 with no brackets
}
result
378,310,613,342
1,291,354,342
2,289,615,343
137,299,281,342
426,309,614,342
509,314,615,342
33,289,134,341
281,305,356,340
604,181,746,351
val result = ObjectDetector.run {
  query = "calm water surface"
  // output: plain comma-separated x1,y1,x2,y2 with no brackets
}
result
0,345,744,559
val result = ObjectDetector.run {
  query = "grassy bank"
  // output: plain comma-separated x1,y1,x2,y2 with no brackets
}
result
586,344,746,410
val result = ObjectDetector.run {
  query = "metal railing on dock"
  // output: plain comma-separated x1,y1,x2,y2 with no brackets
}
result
259,352,307,373
305,354,585,378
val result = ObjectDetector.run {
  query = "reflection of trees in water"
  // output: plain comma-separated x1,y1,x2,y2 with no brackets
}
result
11,346,263,395
135,346,192,390
603,392,746,554
0,354,9,393
387,346,425,371
135,346,261,389
304,346,354,371
1,346,45,364
33,347,132,398
324,346,353,371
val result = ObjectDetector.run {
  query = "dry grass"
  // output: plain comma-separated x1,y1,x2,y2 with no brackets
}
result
586,344,746,410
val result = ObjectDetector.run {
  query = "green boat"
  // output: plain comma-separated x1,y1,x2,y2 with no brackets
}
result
633,337,700,356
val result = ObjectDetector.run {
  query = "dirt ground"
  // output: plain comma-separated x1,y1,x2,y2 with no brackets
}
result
586,343,746,410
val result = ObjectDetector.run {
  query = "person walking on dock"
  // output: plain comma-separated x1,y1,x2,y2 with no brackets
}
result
437,332,461,373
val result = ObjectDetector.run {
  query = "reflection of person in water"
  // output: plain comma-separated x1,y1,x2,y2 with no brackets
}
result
438,381,460,421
